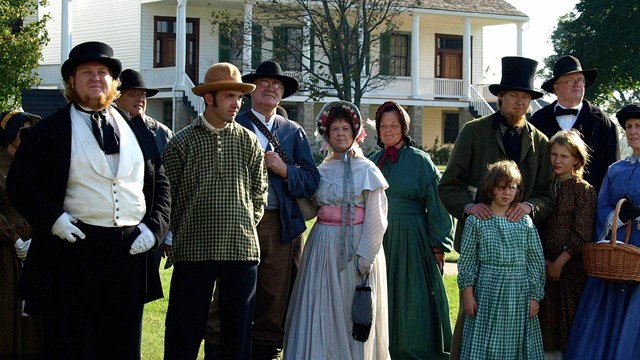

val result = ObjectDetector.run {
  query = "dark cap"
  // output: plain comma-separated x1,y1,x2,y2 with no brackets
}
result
616,103,640,128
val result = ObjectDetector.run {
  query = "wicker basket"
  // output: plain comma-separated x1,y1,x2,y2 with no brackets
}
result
583,198,640,283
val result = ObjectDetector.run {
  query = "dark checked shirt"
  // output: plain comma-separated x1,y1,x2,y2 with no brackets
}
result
163,116,268,264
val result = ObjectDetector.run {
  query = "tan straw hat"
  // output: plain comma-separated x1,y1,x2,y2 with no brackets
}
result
192,63,256,96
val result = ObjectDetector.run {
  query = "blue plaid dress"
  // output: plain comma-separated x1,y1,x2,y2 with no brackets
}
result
458,215,545,360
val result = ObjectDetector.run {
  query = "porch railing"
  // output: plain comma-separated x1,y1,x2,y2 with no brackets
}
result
469,84,495,118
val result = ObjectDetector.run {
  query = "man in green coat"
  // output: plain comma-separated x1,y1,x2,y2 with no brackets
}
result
438,56,555,360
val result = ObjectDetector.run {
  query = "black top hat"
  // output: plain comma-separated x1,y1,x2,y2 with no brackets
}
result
541,55,597,93
0,110,41,147
616,103,640,128
489,56,543,100
242,61,299,98
61,41,122,81
118,69,159,97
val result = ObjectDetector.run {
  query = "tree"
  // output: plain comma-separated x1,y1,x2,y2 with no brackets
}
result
211,0,411,107
0,0,50,112
545,0,640,112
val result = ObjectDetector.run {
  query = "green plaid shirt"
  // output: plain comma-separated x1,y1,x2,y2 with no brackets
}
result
164,116,268,264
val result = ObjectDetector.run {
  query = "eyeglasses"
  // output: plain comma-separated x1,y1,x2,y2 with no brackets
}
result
257,80,283,91
555,78,586,87
124,90,147,98
496,184,520,193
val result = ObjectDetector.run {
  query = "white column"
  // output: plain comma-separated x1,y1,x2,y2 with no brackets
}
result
302,12,311,91
175,0,187,89
411,14,420,97
243,1,253,73
516,22,524,56
463,18,471,100
61,0,72,61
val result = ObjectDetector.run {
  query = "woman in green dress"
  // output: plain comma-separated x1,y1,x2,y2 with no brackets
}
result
369,101,454,359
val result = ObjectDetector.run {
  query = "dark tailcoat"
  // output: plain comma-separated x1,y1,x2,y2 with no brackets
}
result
6,103,171,314
529,100,620,192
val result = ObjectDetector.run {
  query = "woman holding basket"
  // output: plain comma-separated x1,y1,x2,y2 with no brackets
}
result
564,103,640,359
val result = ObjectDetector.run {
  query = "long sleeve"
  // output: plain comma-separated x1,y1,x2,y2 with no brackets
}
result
285,127,320,199
438,124,478,219
526,219,546,302
457,216,480,290
526,135,555,224
162,137,185,233
356,187,388,263
250,139,268,225
425,169,454,252
566,182,596,253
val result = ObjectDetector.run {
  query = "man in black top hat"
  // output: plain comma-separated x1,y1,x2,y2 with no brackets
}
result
529,55,619,192
438,56,555,360
116,69,174,265
6,41,170,359
204,60,320,360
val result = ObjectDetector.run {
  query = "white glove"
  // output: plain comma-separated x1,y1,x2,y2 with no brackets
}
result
51,213,86,243
357,256,373,275
14,238,31,260
129,223,155,255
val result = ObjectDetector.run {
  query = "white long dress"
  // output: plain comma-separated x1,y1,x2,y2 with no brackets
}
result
284,156,391,360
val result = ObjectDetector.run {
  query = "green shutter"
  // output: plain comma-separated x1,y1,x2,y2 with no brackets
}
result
380,32,390,75
252,24,262,68
273,26,285,65
407,34,411,76
218,25,230,62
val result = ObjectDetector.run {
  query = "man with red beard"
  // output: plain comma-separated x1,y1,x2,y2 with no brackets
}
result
7,41,170,359
438,56,555,359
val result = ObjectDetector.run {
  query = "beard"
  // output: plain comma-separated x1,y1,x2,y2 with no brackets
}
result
505,112,526,127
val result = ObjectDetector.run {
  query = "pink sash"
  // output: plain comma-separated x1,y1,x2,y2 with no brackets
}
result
317,206,365,226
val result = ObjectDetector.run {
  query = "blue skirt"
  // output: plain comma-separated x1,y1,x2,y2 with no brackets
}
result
564,277,640,360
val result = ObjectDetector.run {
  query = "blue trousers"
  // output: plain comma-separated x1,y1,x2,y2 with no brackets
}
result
164,260,258,360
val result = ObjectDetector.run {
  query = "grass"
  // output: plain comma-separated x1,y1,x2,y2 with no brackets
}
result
140,220,460,359
141,259,204,360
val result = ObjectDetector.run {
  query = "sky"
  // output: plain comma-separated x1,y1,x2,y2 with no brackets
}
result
482,0,579,87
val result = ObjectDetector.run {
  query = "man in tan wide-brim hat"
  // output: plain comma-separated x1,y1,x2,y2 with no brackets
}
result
163,62,268,359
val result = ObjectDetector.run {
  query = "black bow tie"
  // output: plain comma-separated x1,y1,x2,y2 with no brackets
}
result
73,103,120,154
554,107,579,116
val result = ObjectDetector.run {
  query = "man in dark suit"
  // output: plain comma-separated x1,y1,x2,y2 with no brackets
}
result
6,41,171,359
529,55,619,192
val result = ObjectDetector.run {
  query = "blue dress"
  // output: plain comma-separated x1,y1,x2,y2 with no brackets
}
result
564,156,640,360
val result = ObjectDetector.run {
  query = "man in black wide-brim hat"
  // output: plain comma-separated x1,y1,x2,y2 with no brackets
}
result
439,56,555,359
6,41,170,359
530,55,619,192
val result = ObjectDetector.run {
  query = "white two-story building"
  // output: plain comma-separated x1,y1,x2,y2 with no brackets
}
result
24,0,531,150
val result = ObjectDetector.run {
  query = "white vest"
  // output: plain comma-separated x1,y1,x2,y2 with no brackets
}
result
64,107,146,227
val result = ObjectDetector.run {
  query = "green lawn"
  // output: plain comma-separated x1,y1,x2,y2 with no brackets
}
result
141,220,460,359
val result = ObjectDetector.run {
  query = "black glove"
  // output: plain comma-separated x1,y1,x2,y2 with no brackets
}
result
619,197,640,223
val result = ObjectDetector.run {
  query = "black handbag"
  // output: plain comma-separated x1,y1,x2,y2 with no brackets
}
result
351,273,372,342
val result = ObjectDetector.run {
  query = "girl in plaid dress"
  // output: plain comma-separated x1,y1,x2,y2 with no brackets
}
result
458,160,545,360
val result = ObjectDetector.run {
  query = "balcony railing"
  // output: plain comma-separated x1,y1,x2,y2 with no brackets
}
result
34,65,474,102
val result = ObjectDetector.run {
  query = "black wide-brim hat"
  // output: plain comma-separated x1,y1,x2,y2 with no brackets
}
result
541,55,597,93
118,69,159,97
242,61,299,99
61,41,122,81
0,110,41,147
616,103,640,128
489,56,543,100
